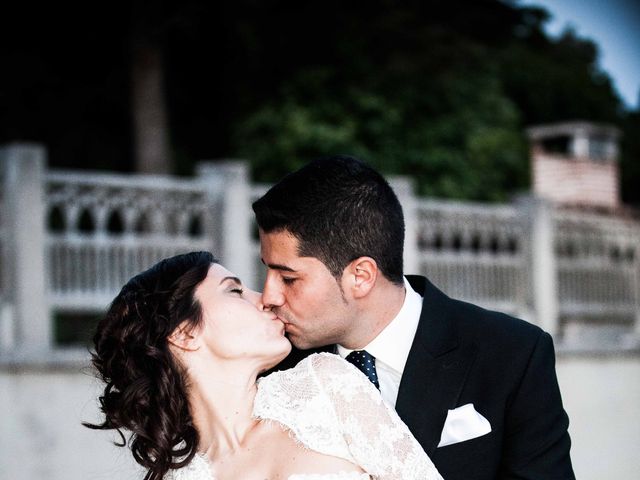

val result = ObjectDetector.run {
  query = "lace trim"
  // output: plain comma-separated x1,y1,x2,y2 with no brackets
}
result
288,472,370,480
168,453,370,480
251,416,313,451
164,453,213,480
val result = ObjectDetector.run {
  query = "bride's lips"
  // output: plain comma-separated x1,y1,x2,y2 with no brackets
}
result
269,310,291,335
269,314,286,333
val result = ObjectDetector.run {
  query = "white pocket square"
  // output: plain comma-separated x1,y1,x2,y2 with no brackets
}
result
437,403,492,447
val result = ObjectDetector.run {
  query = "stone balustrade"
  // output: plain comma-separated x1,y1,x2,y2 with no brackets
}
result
0,143,638,362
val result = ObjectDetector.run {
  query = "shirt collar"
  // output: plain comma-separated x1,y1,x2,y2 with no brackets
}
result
337,277,423,374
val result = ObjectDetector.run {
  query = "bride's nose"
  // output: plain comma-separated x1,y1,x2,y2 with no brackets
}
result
245,288,269,310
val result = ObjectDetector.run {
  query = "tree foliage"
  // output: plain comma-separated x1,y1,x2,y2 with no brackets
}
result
620,110,640,205
225,0,628,201
1,0,636,203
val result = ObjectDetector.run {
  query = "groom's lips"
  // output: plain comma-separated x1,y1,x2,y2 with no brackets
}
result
282,322,294,333
273,309,288,324
273,311,295,333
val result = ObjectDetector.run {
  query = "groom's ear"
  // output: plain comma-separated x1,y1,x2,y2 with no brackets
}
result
346,257,377,299
167,321,201,352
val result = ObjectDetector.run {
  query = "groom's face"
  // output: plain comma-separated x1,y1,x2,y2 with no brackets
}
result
259,229,355,349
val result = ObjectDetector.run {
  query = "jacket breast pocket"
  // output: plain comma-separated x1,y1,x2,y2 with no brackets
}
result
432,431,499,480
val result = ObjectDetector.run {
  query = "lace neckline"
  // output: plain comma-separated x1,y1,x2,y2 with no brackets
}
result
188,453,370,479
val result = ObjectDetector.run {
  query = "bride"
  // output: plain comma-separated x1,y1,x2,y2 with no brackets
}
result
86,251,443,480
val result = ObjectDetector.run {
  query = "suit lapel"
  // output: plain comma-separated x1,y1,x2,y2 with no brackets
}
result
396,276,477,456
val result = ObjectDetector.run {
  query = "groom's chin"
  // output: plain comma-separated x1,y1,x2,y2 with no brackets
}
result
288,340,312,352
285,332,316,351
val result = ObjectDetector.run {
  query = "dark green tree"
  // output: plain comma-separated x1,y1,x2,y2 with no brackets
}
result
227,1,627,201
1,0,635,204
620,105,640,206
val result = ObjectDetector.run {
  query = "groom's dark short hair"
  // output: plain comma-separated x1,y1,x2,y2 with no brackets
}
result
252,155,405,285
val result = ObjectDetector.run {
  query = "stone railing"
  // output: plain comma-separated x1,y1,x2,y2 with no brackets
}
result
45,171,215,311
0,145,256,359
555,209,640,347
415,199,528,316
0,143,639,362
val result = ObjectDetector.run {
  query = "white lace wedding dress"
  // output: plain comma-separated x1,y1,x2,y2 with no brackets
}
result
167,353,443,480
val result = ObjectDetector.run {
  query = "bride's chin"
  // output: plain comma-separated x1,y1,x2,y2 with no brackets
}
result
261,341,292,372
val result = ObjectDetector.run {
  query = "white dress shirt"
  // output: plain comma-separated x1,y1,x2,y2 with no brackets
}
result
337,277,423,407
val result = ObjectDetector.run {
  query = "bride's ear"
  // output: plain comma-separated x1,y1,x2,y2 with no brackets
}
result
167,322,200,352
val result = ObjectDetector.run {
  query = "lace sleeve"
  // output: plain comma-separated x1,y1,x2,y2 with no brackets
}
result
309,353,443,480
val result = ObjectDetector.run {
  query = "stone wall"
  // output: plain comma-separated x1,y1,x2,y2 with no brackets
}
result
1,353,638,480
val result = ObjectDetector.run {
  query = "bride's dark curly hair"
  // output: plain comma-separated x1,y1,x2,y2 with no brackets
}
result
84,251,216,480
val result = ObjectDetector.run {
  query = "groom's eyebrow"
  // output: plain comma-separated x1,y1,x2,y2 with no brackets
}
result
262,260,296,272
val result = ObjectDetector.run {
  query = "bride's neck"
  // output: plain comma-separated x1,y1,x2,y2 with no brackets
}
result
186,360,261,456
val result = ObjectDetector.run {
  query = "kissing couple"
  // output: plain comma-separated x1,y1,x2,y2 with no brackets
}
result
87,156,575,480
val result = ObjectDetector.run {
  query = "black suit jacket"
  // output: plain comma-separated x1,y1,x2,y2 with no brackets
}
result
273,275,575,480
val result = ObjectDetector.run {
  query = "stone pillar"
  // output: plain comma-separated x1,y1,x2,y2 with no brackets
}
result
518,195,559,336
570,129,589,158
388,176,419,277
0,143,50,355
196,161,255,288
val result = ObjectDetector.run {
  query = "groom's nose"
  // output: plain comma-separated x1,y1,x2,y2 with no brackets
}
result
262,273,285,308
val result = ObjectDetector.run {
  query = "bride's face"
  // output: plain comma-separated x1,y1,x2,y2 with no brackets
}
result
193,263,291,365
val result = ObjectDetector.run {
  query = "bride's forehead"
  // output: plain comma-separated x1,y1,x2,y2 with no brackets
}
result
207,263,237,281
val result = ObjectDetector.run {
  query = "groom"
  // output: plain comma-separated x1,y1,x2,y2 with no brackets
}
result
253,155,575,480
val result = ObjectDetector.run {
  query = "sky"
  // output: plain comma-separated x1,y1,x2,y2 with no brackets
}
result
520,0,640,110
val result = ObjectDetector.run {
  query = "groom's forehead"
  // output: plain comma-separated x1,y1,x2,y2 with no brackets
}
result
259,229,334,274
259,229,301,257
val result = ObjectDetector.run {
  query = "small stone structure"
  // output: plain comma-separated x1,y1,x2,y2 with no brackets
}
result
527,121,621,211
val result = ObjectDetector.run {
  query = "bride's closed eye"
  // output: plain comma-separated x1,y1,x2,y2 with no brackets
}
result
229,287,244,296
